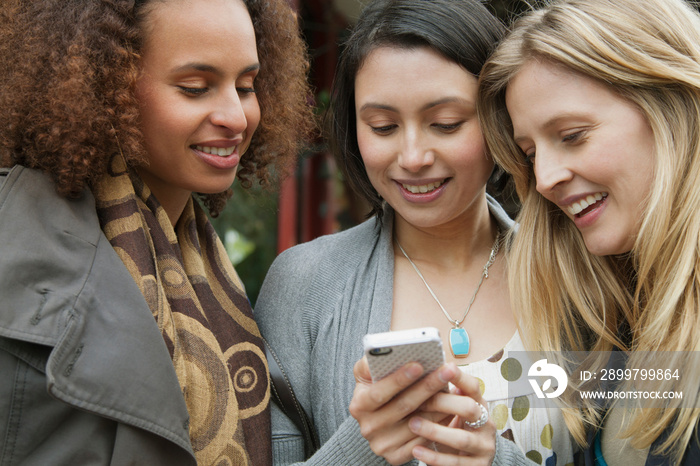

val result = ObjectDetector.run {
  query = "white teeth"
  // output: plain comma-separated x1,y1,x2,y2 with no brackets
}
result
566,192,607,215
402,180,445,194
195,145,235,157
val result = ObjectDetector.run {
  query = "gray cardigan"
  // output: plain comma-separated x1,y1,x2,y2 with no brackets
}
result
255,196,535,465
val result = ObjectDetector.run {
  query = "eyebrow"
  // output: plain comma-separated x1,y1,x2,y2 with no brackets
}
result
171,62,260,77
358,96,472,114
513,112,586,144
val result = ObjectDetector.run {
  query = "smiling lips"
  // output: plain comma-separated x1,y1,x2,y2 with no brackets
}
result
191,143,241,170
401,179,446,194
565,192,608,216
194,145,236,157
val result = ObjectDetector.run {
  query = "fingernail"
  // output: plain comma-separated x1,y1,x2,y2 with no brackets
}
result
409,417,422,431
412,446,427,460
404,363,423,380
438,364,456,383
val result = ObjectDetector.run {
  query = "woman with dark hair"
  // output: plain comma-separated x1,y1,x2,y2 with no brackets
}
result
255,0,572,464
0,0,313,464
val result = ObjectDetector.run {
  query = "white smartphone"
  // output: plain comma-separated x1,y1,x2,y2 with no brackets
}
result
363,327,446,383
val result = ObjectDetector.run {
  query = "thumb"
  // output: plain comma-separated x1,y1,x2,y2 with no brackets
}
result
354,356,372,384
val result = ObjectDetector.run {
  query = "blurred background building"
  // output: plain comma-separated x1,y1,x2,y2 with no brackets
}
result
212,0,530,304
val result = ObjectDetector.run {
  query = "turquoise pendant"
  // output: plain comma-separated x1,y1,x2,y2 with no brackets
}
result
449,327,470,358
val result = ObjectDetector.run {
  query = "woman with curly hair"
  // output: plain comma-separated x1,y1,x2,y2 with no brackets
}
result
0,0,313,464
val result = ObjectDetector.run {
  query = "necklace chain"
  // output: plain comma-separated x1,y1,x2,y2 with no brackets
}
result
395,230,501,328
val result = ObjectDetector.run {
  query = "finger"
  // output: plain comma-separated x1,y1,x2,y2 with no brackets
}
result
408,415,496,457
412,444,460,466
420,410,452,425
355,408,446,451
448,370,484,403
351,361,424,412
353,357,373,385
421,393,486,426
369,423,433,465
349,360,423,421
412,444,470,466
349,361,460,456
462,402,489,430
380,363,458,420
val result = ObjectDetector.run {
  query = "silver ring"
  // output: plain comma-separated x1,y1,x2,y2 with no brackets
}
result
464,402,488,429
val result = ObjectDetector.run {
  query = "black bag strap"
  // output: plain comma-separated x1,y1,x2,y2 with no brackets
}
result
263,337,320,459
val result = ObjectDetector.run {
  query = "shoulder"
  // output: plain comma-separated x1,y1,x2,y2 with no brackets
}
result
0,165,101,263
0,165,98,234
268,216,382,278
255,215,386,328
0,166,106,342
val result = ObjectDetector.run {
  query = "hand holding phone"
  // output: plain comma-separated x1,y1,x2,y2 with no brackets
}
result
351,329,458,465
363,327,446,383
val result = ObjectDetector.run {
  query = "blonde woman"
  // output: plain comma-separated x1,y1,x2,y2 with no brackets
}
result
478,0,700,464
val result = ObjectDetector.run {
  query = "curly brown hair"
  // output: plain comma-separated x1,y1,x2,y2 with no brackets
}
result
0,0,315,216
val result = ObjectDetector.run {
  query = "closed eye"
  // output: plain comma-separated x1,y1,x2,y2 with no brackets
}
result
178,86,208,96
516,143,535,164
370,124,397,135
562,129,588,144
433,122,464,132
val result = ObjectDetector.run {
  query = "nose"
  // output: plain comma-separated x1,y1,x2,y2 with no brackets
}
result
534,149,573,195
398,130,434,173
209,89,254,135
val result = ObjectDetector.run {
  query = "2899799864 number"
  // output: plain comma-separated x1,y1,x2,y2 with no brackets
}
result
599,368,680,381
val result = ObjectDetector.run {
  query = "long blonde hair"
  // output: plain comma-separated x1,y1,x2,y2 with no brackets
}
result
478,0,700,460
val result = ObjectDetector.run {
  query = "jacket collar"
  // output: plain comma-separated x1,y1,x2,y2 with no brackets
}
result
0,166,194,458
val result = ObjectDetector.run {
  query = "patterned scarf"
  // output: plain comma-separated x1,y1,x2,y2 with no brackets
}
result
93,155,271,465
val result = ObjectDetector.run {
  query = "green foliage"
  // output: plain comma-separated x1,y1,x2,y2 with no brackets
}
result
209,182,279,307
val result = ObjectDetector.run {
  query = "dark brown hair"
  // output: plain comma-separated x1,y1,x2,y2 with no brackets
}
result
327,0,506,220
0,0,314,216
